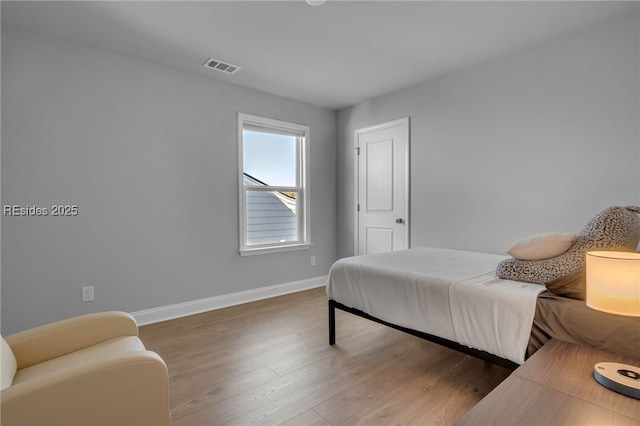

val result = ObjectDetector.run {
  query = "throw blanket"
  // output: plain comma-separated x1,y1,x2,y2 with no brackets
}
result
327,247,545,364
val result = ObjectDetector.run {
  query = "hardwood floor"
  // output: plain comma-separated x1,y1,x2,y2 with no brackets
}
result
139,287,511,426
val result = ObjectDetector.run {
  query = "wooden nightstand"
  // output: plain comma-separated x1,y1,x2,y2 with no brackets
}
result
455,339,640,425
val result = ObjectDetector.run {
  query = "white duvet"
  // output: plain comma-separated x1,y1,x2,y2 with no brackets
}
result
326,247,545,364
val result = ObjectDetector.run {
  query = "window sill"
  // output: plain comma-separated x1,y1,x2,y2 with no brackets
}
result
239,243,312,257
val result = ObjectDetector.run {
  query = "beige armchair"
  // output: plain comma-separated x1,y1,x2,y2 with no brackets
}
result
1,311,171,426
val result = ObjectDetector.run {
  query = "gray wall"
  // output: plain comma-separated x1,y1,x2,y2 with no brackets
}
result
1,26,337,334
337,13,640,259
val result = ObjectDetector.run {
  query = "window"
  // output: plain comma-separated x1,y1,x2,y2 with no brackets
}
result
238,113,310,255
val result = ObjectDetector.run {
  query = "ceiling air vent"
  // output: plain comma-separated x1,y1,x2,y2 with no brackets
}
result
203,57,241,75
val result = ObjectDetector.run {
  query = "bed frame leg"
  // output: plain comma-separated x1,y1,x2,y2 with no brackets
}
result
328,299,336,345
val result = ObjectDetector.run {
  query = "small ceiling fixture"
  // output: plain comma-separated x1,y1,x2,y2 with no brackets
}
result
306,0,326,5
202,57,241,75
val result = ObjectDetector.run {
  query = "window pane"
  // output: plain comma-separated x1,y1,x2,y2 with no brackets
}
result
243,130,296,187
245,189,298,246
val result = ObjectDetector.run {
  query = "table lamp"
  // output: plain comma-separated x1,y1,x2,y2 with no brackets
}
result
586,251,640,399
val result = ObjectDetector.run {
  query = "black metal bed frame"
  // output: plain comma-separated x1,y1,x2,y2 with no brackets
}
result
328,299,519,371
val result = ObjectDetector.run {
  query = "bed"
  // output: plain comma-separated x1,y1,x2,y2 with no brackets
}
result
528,291,640,360
327,206,640,368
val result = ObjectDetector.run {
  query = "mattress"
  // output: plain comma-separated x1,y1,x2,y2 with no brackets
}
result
327,247,545,364
528,291,640,360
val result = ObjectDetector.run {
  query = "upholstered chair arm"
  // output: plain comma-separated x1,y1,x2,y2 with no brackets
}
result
0,350,170,426
5,311,139,369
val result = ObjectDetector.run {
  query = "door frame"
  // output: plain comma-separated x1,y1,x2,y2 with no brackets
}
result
354,117,410,255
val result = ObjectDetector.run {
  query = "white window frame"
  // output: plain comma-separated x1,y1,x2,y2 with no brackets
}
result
238,113,311,256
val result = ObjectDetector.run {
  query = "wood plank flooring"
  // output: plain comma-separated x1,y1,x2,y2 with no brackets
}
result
139,287,511,426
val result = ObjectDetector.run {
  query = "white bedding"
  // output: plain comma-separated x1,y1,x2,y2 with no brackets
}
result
326,247,545,364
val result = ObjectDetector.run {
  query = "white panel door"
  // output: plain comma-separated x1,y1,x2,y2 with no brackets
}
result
355,118,409,255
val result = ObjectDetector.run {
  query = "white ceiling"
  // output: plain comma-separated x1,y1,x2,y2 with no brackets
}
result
3,1,638,110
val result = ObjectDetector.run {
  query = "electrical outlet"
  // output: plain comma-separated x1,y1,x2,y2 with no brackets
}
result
310,256,316,266
82,286,94,302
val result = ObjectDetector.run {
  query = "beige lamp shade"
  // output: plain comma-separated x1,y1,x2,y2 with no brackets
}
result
586,251,640,317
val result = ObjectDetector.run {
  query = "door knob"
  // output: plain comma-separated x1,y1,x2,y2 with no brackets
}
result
395,218,404,224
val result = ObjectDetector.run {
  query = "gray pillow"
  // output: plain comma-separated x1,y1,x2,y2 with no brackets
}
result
545,269,586,300
496,206,640,284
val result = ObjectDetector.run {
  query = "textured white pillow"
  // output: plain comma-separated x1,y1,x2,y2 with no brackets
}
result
507,232,576,261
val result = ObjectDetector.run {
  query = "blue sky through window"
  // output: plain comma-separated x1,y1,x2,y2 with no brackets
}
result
243,131,296,187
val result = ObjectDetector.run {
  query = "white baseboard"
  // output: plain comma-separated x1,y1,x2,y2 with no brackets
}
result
131,275,327,326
